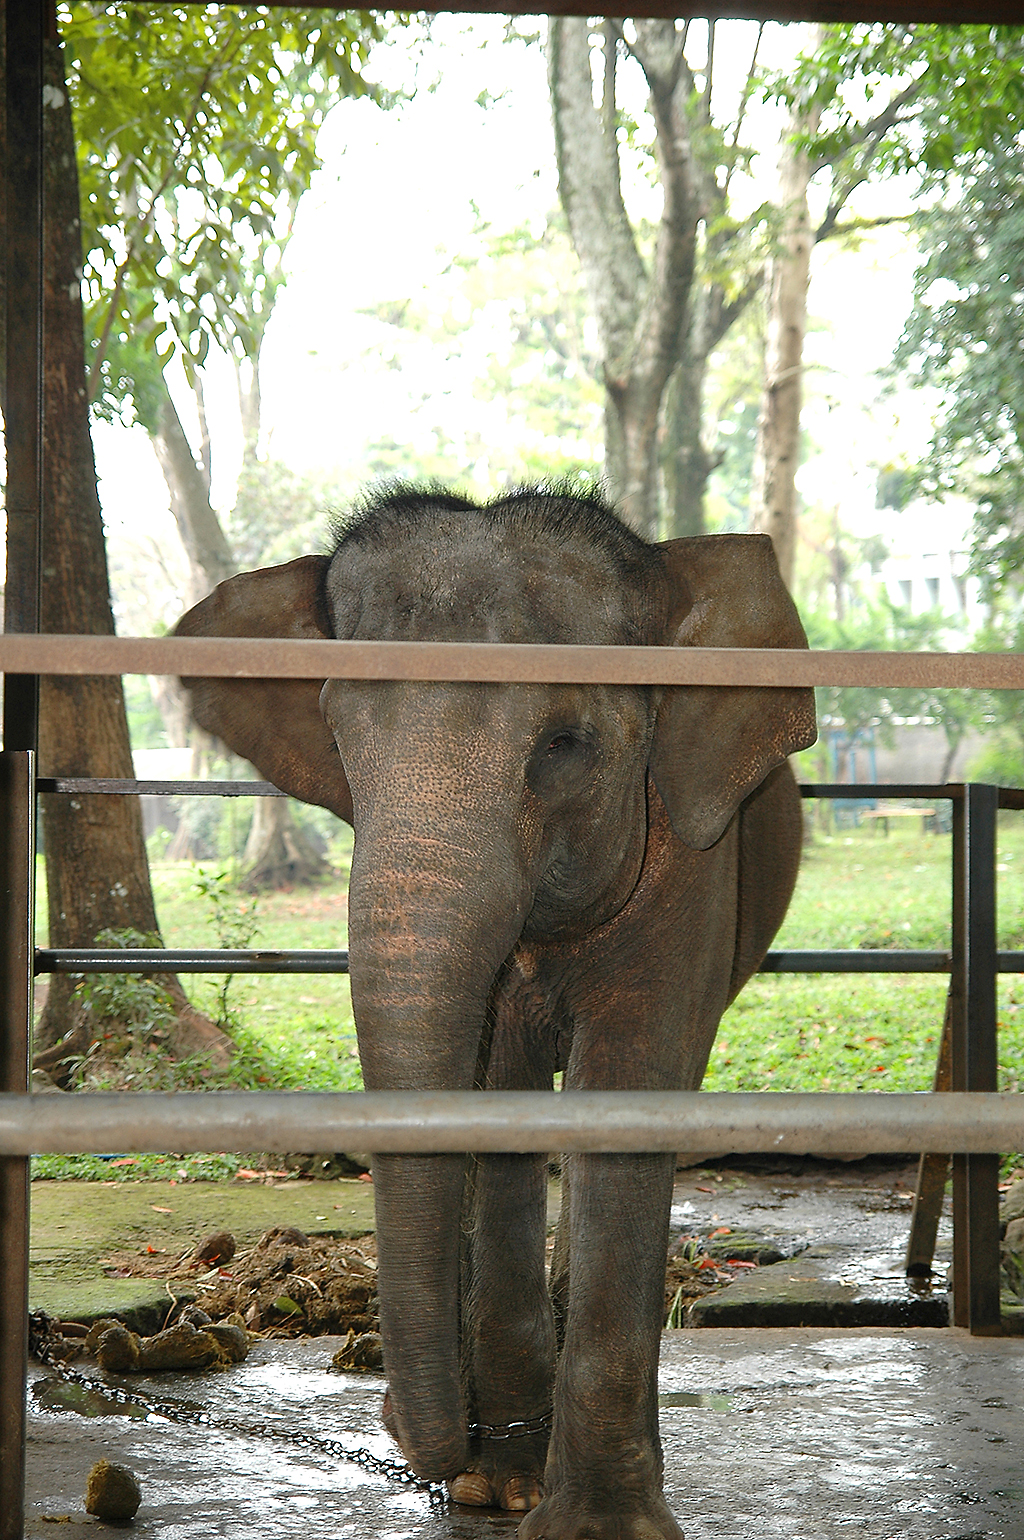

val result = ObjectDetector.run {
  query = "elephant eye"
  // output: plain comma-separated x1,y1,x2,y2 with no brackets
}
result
528,725,595,798
546,731,576,755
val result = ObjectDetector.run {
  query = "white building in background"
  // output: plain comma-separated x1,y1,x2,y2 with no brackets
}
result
873,495,983,626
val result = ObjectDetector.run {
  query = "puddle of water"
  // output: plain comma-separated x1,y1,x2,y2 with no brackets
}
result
658,1391,731,1410
32,1378,151,1420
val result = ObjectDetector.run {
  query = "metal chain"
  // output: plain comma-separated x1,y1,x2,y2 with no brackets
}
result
468,1414,552,1440
29,1316,551,1492
29,1316,446,1503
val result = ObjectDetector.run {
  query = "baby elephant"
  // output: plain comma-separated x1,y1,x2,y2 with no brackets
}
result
177,485,816,1539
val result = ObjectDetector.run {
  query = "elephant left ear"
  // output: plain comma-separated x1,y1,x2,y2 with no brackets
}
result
174,555,354,825
649,533,817,850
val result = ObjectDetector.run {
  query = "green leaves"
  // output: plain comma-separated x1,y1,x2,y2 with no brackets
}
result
892,145,1024,600
766,24,1024,601
60,4,389,420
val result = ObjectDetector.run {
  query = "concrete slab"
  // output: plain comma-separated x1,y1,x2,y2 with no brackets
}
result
29,1178,378,1329
689,1242,949,1327
32,1160,941,1335
25,1328,1024,1538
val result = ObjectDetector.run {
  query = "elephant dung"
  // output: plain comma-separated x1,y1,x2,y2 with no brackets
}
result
329,1329,384,1372
93,1317,249,1373
84,1460,142,1521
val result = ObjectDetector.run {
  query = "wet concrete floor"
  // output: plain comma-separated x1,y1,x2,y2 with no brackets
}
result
25,1328,1024,1538
28,1159,1016,1536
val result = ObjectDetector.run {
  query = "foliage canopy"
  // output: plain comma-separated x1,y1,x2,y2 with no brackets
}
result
61,2,388,427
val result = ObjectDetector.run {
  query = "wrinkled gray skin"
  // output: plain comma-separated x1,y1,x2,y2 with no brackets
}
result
176,487,817,1540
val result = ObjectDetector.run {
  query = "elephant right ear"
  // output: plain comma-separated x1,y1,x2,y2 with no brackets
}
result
174,555,353,825
649,534,816,850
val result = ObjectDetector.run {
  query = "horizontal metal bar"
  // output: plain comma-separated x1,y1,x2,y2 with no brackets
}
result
2,1090,1023,1157
0,635,1022,689
32,948,1024,976
800,783,961,800
34,949,351,974
32,778,1024,811
762,950,952,973
139,4,1024,29
36,778,286,798
773,951,1023,973
36,779,970,800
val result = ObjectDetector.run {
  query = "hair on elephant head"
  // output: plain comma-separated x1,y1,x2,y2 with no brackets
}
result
175,483,816,1540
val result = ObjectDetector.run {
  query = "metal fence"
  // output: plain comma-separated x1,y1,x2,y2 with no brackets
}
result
4,1,1024,1535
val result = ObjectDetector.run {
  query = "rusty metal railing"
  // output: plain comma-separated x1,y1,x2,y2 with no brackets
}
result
0,631,1022,686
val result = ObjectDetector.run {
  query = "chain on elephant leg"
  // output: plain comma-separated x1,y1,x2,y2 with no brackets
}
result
447,1424,550,1512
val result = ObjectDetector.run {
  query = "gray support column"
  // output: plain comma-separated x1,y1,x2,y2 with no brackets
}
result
0,754,36,1540
2,2,44,1535
951,784,1002,1335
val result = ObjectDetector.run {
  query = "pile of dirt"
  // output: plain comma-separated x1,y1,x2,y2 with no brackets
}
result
100,1225,380,1338
67,1221,748,1349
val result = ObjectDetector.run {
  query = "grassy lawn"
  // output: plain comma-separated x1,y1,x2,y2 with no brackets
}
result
34,809,1024,1115
707,812,1024,1095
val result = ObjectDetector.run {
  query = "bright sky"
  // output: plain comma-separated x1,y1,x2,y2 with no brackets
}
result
93,14,953,621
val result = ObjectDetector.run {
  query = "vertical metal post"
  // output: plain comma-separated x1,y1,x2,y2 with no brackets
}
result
951,784,1002,1335
1,5,44,1537
0,756,35,1540
904,989,952,1277
3,0,44,743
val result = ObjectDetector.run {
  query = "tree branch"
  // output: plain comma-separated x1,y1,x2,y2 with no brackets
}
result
702,19,715,127
547,16,645,372
87,20,247,398
723,22,764,199
816,210,914,242
809,74,924,175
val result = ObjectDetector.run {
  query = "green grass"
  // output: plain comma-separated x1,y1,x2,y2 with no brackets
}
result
30,1151,249,1182
705,813,1024,1095
35,812,1024,1123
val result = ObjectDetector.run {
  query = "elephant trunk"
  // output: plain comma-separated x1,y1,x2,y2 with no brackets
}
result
348,826,531,1480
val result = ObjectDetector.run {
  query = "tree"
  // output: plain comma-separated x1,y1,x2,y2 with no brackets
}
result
68,3,385,598
749,34,823,590
25,5,390,1057
64,4,390,888
25,12,228,1063
894,144,1024,602
765,23,1024,590
547,17,768,537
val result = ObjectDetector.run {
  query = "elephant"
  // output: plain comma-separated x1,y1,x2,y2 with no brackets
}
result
175,484,817,1540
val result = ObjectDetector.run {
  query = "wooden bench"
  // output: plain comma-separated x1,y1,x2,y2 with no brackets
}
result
859,805,937,836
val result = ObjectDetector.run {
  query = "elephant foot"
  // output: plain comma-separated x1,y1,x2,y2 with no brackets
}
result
383,1388,544,1509
516,1488,684,1540
448,1471,543,1512
446,1428,548,1513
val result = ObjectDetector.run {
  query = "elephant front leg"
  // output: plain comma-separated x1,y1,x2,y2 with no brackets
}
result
520,1150,683,1540
451,1151,556,1513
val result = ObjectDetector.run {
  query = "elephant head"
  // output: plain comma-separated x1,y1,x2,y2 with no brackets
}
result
175,485,815,1481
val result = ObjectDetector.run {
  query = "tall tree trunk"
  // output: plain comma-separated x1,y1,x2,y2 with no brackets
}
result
750,56,822,589
661,353,714,538
548,18,699,538
239,797,327,892
147,288,329,888
33,18,229,1066
235,354,261,465
548,19,762,540
151,374,235,604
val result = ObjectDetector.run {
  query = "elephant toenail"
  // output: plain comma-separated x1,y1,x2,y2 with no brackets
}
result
500,1477,542,1511
448,1472,494,1507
